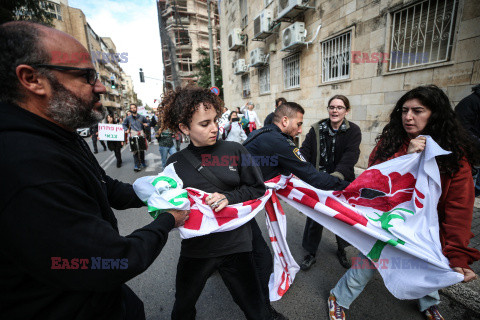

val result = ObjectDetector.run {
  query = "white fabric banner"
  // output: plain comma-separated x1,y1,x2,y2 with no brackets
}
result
132,137,463,300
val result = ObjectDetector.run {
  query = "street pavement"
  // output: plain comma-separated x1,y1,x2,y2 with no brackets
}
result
88,137,480,320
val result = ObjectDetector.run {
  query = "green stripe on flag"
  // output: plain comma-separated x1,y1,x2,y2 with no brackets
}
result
152,176,177,189
168,192,188,206
367,240,387,262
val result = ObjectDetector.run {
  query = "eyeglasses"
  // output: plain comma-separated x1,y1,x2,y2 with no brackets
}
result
32,64,98,86
327,106,346,111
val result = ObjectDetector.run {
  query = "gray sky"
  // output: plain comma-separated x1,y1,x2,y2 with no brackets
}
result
69,0,164,108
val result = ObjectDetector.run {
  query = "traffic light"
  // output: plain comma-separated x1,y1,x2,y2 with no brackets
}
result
139,68,145,83
110,79,116,89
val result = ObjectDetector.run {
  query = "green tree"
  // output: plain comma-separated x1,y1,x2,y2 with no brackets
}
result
0,0,53,25
195,48,223,99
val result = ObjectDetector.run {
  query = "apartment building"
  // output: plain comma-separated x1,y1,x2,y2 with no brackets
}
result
40,0,138,115
157,0,220,90
219,0,479,168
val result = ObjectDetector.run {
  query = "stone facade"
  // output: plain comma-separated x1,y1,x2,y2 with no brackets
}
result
219,0,480,168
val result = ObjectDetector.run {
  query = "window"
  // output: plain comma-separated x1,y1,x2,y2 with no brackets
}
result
389,0,458,71
240,0,248,28
283,53,300,90
321,32,351,83
259,67,270,94
242,74,250,98
175,30,190,45
40,1,62,20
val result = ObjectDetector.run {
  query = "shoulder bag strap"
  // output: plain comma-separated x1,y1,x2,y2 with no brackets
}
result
180,149,230,190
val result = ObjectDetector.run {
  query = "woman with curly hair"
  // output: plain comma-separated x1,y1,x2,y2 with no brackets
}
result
160,86,270,320
328,85,480,320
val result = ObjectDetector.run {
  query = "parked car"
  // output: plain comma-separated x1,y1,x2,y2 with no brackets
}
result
76,127,91,137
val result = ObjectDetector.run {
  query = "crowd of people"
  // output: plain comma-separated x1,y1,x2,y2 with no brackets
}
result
1,21,479,320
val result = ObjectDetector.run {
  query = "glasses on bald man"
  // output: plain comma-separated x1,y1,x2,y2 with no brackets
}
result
32,64,98,86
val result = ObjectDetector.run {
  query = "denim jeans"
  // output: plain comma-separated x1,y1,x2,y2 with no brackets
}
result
159,145,176,168
331,253,440,311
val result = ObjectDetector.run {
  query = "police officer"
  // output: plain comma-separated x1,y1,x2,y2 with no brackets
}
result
243,102,350,319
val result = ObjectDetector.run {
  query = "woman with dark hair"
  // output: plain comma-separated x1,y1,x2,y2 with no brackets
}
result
327,85,480,320
299,95,361,271
160,86,270,320
224,111,247,143
105,114,123,168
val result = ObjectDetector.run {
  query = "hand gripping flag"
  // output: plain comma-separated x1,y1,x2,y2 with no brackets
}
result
271,136,463,299
133,164,270,239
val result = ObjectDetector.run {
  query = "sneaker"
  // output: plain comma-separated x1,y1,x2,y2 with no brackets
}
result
268,304,288,320
337,250,351,269
424,306,444,320
134,166,141,172
300,254,316,271
328,295,345,320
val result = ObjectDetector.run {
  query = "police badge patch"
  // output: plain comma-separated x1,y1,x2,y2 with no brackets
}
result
293,148,306,162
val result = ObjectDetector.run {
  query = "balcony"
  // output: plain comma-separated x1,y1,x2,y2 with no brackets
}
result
166,16,190,27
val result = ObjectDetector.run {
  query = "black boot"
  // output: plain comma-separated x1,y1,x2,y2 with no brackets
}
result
336,249,351,269
299,254,316,271
268,304,288,320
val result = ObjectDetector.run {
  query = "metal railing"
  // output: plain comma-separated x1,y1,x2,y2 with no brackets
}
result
389,0,457,71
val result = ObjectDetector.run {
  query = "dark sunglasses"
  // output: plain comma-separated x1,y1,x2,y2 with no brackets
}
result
32,64,98,85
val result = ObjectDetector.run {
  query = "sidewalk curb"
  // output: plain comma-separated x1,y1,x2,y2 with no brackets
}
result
440,280,480,319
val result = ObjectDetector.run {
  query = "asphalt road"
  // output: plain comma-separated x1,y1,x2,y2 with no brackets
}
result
87,137,459,320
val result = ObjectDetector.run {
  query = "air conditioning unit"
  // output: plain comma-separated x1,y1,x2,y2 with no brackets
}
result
233,59,247,74
253,9,272,39
250,48,266,67
277,0,311,20
228,28,243,51
282,22,306,51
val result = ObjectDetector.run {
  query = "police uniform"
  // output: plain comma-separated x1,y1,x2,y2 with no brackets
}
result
244,124,349,189
243,123,349,305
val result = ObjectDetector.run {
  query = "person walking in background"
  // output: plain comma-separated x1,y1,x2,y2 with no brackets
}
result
174,131,183,151
123,103,148,172
299,95,362,271
242,102,262,135
264,97,286,126
145,116,152,143
224,111,247,143
157,127,176,169
90,123,106,154
328,85,480,320
106,114,123,168
455,83,480,197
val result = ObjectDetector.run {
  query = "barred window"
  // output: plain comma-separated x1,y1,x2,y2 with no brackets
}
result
242,74,250,98
389,0,458,71
321,32,351,83
259,67,270,94
283,53,300,90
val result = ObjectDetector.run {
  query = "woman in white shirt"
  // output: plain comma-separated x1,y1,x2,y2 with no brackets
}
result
241,102,262,135
224,111,247,143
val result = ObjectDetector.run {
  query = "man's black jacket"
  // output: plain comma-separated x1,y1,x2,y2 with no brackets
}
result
243,124,349,190
455,90,480,150
0,102,175,319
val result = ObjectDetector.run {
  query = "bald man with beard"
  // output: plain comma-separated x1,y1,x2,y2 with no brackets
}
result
0,22,188,320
